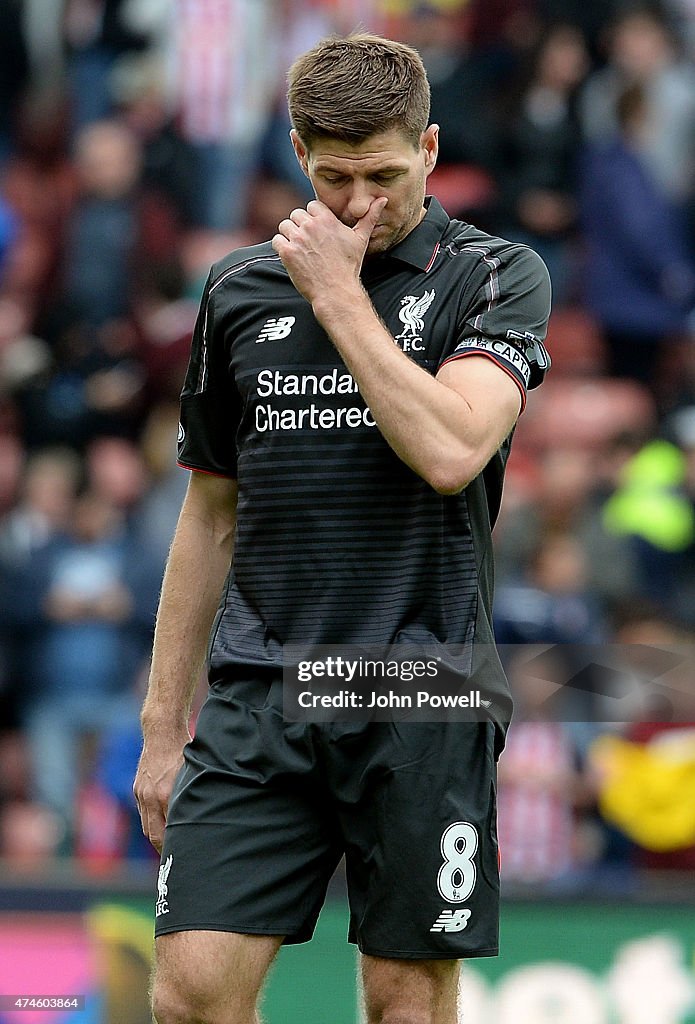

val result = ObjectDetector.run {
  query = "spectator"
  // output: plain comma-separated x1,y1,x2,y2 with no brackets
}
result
401,5,504,175
495,23,590,301
0,446,81,570
495,443,641,610
591,606,695,871
579,83,695,387
83,436,162,640
12,487,151,853
663,0,695,56
536,0,618,55
132,257,198,403
96,712,158,860
0,0,30,165
601,416,695,626
85,435,148,518
14,314,146,449
497,649,599,888
495,529,606,645
580,7,695,205
0,434,28,733
155,0,282,230
62,0,150,132
113,53,199,233
466,0,540,54
0,196,19,281
0,434,24,521
22,0,65,95
0,92,75,326
63,118,143,327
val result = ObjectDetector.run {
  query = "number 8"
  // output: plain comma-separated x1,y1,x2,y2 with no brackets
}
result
437,821,478,903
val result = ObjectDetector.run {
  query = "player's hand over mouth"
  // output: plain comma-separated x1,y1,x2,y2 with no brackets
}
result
272,197,388,305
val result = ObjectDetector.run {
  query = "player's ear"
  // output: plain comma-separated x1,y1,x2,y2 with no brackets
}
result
290,129,310,178
421,124,439,177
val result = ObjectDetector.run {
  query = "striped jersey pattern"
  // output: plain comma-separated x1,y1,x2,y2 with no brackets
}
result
177,198,551,722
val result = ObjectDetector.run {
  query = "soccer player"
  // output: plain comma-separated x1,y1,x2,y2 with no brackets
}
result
134,33,551,1024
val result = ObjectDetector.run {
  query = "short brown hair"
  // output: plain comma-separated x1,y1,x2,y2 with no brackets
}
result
287,33,430,150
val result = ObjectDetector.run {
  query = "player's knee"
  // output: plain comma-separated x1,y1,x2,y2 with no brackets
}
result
152,951,263,1024
363,958,459,1024
366,991,449,1024
151,978,204,1024
151,976,244,1024
152,931,276,1024
151,980,193,1024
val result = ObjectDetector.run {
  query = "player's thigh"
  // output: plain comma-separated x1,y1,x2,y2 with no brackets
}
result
152,928,283,1022
360,954,461,1024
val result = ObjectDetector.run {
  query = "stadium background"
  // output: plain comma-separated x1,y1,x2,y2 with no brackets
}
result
1,1,695,1021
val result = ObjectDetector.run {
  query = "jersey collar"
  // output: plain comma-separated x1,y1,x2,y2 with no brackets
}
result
381,195,451,271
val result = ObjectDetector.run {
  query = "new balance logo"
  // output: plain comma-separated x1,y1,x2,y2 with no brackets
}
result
430,909,471,933
255,316,295,342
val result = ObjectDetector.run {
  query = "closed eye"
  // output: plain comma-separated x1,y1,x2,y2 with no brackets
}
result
372,173,404,185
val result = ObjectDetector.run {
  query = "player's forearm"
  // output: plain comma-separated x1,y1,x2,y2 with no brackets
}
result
313,288,488,493
141,483,237,736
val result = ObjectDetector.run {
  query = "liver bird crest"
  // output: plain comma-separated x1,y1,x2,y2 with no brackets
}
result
397,290,436,338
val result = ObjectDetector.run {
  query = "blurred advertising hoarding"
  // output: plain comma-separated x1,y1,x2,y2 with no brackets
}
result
0,897,693,1023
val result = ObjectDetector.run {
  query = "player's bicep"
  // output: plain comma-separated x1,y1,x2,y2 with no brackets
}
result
436,354,522,465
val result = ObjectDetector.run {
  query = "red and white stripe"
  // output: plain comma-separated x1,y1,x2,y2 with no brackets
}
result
170,0,279,144
497,721,576,883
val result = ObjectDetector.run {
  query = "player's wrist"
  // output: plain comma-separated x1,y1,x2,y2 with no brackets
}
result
311,283,373,328
140,701,191,738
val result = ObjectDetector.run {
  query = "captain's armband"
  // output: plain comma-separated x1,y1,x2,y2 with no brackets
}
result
445,330,550,395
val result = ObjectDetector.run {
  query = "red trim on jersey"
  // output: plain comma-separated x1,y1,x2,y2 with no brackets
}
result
424,242,440,273
177,460,236,479
438,351,527,413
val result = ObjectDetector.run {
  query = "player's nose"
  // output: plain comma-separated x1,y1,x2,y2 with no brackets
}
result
345,183,376,223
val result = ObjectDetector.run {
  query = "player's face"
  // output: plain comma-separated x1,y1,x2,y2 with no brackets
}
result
292,125,439,255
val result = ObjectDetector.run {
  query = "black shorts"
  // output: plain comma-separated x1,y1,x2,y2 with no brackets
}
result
154,676,500,959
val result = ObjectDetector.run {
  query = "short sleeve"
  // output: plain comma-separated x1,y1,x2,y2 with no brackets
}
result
177,270,242,478
439,245,552,410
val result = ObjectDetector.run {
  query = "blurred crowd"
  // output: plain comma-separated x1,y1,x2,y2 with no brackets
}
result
1,0,695,885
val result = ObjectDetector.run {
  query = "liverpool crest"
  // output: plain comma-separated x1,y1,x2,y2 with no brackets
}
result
395,290,436,352
156,854,173,916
